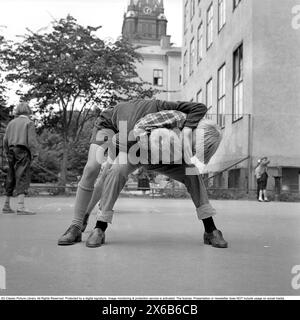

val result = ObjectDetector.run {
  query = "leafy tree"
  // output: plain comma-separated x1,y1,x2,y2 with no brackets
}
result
0,81,8,129
0,35,9,130
2,15,156,185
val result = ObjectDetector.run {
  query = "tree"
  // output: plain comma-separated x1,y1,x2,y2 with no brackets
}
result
1,15,156,185
0,35,9,130
0,81,8,129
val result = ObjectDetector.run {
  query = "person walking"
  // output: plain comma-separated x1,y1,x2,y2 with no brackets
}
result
2,102,39,215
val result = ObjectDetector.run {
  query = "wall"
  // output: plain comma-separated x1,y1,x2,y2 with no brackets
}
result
181,0,254,174
252,0,300,169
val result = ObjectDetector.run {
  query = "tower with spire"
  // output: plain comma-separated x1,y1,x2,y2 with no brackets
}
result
122,0,167,46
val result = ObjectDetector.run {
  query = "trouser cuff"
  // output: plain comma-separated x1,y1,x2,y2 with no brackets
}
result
196,203,216,220
97,210,114,224
78,183,94,192
72,219,84,229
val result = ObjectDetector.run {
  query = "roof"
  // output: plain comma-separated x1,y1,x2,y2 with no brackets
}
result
136,44,181,56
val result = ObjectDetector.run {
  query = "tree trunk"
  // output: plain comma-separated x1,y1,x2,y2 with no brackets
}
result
59,139,69,192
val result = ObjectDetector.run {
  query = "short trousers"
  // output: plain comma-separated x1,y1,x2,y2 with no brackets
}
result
257,178,268,190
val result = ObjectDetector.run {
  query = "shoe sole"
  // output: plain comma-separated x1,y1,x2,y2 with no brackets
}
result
58,236,82,246
17,212,36,215
86,237,105,248
204,239,228,249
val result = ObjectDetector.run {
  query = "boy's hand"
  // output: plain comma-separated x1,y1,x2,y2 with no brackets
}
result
182,127,193,164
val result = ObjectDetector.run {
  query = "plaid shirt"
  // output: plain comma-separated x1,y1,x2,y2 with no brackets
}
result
133,110,187,137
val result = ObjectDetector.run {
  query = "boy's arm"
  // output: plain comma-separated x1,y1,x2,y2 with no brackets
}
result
157,101,208,129
27,121,39,159
157,101,207,164
133,110,186,137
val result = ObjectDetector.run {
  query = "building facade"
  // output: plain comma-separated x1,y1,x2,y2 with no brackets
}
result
181,0,300,192
122,0,182,101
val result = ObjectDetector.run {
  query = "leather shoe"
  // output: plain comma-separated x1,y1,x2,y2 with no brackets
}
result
17,209,36,215
204,230,228,248
58,225,82,246
2,206,15,214
86,228,105,248
81,213,90,232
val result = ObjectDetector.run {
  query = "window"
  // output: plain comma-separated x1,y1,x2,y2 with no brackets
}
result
153,69,163,86
233,44,243,121
183,51,188,83
197,23,204,62
197,89,203,103
217,64,226,128
189,38,195,75
233,0,242,10
218,0,226,31
207,3,214,49
190,0,195,20
206,78,213,120
184,1,188,32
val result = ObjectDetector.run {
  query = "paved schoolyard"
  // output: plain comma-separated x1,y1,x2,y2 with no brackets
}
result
0,196,300,297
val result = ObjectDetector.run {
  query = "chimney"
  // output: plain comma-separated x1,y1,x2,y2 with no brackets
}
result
160,35,171,49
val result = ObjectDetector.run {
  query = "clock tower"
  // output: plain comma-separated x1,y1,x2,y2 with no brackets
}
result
122,0,168,46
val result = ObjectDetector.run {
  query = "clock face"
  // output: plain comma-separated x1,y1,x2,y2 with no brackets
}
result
143,6,152,15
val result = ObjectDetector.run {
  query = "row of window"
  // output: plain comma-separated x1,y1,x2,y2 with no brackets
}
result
185,0,242,28
183,0,243,81
195,43,243,126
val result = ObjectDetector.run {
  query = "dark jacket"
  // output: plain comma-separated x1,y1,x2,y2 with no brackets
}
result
3,115,39,158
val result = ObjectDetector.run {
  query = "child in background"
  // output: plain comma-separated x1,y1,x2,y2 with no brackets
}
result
2,102,39,215
255,157,270,202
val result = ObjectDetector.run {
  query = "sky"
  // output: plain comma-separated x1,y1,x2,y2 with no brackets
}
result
0,0,183,46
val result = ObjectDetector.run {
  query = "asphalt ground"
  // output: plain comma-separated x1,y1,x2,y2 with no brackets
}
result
0,197,300,296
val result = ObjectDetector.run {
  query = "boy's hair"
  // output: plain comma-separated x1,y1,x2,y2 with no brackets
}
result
15,102,32,116
193,120,223,164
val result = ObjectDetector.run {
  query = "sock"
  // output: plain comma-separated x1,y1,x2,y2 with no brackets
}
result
202,217,217,234
17,194,25,210
95,221,108,232
72,184,94,229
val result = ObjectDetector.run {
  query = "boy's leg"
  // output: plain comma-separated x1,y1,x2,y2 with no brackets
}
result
145,164,228,248
81,162,112,232
71,144,104,228
14,147,34,215
86,153,139,247
57,145,104,245
263,179,269,201
258,180,264,202
58,128,114,245
3,148,16,213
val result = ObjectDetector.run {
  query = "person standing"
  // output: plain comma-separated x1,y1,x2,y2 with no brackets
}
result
255,157,270,202
2,102,39,214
